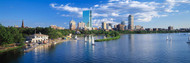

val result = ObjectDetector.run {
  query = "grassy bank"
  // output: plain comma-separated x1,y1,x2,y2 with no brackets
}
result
95,35,120,42
0,46,23,53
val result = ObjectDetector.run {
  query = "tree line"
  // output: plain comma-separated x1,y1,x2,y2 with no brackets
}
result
0,24,24,46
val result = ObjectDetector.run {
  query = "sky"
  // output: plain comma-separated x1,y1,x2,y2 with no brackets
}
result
0,0,190,29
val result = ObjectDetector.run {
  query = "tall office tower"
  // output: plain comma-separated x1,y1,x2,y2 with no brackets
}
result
102,22,107,30
69,19,76,30
168,26,174,31
21,20,24,28
78,21,85,30
128,15,134,30
83,10,92,27
121,21,126,25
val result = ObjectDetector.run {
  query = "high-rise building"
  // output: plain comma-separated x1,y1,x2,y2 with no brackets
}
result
128,15,134,30
102,22,107,30
21,20,24,28
78,21,85,30
117,24,125,31
83,10,92,27
69,19,76,30
168,26,174,31
121,21,126,25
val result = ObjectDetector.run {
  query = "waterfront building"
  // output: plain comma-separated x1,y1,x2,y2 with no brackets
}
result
69,19,76,30
83,10,92,27
117,24,125,31
57,27,64,30
153,28,158,31
102,22,107,30
50,25,64,30
180,28,189,31
168,26,174,31
26,33,49,43
14,25,19,28
92,27,98,30
145,28,153,31
78,21,85,30
135,25,143,30
124,26,128,30
106,23,112,30
128,15,134,30
50,25,57,29
21,20,24,28
114,25,117,28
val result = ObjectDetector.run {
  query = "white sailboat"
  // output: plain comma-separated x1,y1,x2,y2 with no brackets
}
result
85,36,87,42
75,35,78,40
166,36,169,40
92,36,95,45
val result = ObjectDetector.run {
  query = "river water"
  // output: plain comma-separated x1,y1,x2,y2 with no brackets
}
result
1,33,190,63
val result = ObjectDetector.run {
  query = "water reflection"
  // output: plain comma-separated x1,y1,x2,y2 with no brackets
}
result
2,33,190,63
84,35,95,52
187,42,190,48
0,47,24,63
166,35,173,48
128,34,134,52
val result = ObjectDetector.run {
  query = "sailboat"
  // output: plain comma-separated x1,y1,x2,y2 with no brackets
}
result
92,36,95,45
166,36,169,40
74,35,78,40
85,36,87,42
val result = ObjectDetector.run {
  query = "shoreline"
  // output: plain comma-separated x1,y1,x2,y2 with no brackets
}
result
24,39,69,53
0,46,23,54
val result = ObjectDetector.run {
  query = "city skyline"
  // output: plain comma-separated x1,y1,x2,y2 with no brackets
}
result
0,0,190,29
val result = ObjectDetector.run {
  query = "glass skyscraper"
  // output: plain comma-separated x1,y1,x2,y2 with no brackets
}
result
83,10,92,27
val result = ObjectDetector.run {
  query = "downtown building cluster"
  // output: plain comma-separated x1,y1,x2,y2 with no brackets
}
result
8,10,190,32
68,10,190,32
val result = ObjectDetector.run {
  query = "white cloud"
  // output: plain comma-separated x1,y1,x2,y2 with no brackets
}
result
61,14,70,17
111,13,119,16
50,0,190,25
94,4,99,7
93,18,119,27
50,3,89,17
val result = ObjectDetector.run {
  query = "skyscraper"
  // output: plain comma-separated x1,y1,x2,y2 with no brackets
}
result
102,22,107,30
69,19,76,30
83,10,92,27
128,15,134,30
21,20,24,28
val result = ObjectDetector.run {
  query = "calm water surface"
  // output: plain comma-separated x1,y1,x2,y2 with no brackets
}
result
1,33,190,63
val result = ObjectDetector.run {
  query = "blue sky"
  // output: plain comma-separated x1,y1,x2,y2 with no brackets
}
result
0,0,190,29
